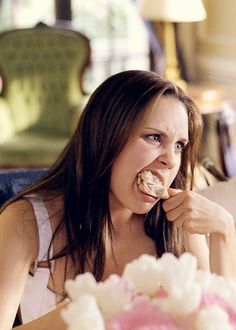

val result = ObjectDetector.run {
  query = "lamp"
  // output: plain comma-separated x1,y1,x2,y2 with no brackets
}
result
138,0,207,89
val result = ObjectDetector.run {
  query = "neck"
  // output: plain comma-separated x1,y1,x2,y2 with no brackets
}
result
111,212,144,239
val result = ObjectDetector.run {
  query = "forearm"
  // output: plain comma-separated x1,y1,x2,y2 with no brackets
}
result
13,305,67,330
209,215,236,280
163,190,236,279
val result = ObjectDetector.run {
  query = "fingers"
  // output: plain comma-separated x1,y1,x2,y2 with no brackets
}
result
165,205,183,222
163,188,184,212
163,189,196,233
163,190,219,235
167,188,182,197
172,215,185,229
166,211,196,233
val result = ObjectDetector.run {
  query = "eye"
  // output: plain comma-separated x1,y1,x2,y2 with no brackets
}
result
144,134,161,145
175,141,188,152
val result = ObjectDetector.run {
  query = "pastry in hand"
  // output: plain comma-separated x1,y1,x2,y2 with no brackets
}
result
137,170,169,199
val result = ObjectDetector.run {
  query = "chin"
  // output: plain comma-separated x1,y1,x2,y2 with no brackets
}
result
132,202,158,215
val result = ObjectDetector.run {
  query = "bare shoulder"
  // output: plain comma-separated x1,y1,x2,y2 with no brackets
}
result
0,200,39,328
0,198,39,263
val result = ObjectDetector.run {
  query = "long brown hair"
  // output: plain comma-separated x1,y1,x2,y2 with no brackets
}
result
1,70,203,281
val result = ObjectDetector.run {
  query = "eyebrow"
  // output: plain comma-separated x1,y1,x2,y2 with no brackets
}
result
144,126,189,142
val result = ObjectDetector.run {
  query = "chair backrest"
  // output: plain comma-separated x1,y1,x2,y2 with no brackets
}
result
0,24,91,136
0,168,47,206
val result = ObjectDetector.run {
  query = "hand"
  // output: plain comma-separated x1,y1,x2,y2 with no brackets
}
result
162,188,234,236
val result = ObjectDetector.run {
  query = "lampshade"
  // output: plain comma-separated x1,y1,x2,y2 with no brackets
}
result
138,0,207,22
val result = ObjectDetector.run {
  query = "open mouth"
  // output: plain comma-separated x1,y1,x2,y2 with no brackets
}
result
137,170,169,199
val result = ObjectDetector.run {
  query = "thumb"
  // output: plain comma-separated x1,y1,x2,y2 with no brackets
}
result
167,187,182,197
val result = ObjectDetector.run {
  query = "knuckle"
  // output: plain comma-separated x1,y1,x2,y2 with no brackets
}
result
162,204,167,212
183,205,193,216
184,191,193,203
166,212,174,221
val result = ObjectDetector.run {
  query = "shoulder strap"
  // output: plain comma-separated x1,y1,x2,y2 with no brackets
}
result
20,195,56,323
24,194,54,268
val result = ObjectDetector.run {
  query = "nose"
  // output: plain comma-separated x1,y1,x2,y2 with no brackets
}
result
157,145,179,169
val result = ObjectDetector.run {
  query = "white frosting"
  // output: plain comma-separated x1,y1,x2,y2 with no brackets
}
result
137,170,169,199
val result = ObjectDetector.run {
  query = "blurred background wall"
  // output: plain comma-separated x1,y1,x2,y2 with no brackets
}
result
180,0,236,102
1,0,236,98
0,0,236,175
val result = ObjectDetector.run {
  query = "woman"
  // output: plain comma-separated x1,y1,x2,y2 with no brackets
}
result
0,70,235,330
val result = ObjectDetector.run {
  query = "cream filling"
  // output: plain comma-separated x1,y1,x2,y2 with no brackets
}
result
137,170,169,199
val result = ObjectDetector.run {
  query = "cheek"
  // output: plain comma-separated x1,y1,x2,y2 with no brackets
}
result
168,158,182,185
113,140,149,174
110,142,145,195
110,151,134,191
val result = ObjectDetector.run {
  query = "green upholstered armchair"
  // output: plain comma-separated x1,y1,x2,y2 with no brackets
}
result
0,24,91,167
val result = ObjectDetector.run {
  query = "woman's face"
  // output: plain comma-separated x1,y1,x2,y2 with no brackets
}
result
110,95,189,215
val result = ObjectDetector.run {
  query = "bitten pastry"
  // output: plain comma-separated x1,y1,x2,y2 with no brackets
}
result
137,170,169,199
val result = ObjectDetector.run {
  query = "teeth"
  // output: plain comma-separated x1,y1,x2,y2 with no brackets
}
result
137,170,169,199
